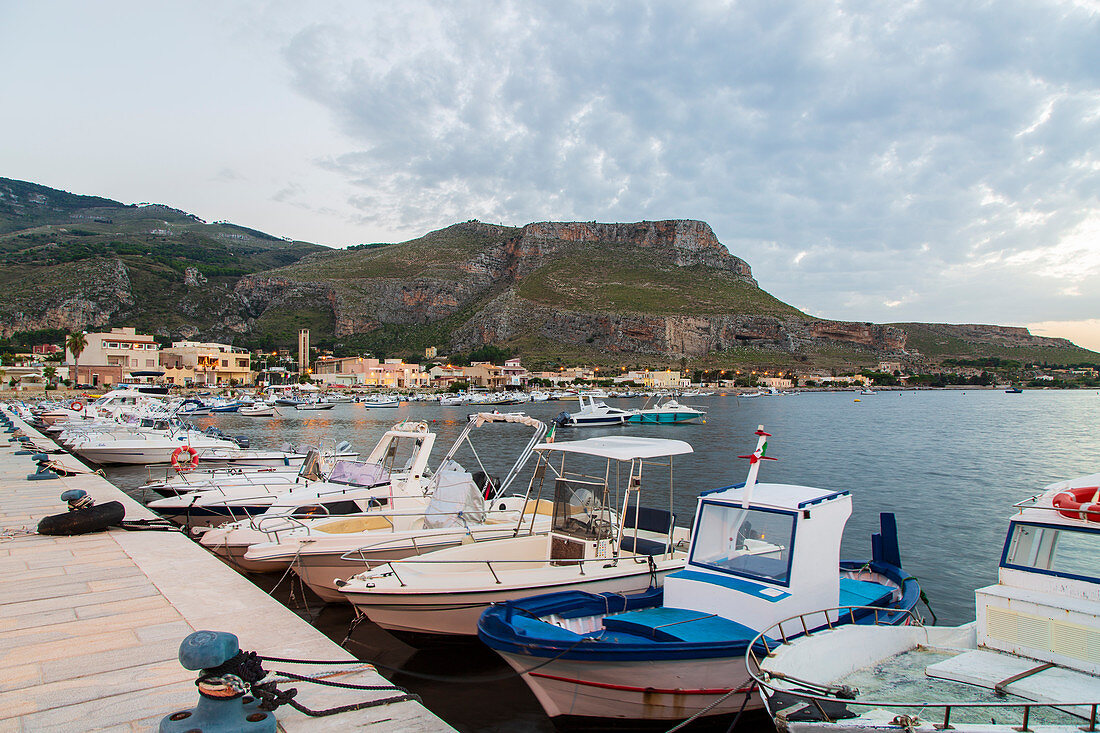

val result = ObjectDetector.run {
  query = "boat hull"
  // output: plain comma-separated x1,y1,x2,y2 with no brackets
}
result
345,566,673,637
495,651,758,720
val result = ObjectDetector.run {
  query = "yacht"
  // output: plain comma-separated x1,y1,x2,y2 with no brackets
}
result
626,398,707,424
554,395,633,427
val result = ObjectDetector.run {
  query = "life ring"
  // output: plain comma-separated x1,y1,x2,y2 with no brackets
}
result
171,446,200,472
70,400,84,411
1052,486,1100,522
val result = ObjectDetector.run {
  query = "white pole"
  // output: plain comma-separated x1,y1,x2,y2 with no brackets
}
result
740,425,773,508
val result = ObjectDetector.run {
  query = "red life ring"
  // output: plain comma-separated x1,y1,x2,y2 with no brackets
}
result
70,400,84,411
171,446,200,472
1052,486,1100,522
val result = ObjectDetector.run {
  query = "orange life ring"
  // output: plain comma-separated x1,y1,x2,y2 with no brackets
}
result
1052,486,1100,522
171,445,200,472
70,400,84,411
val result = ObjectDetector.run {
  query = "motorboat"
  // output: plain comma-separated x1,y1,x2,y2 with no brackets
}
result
138,464,305,498
239,412,552,599
296,400,335,411
361,396,400,408
197,422,438,559
339,435,694,637
750,472,1100,733
553,395,633,428
149,434,415,529
195,441,357,467
477,426,921,724
238,402,275,417
626,398,706,424
68,423,242,465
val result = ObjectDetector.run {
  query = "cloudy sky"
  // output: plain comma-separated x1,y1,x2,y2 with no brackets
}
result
3,1,1099,349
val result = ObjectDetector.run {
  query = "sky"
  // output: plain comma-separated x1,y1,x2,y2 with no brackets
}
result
2,1,1098,350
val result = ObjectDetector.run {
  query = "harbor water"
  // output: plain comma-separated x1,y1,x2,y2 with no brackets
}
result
102,389,1100,731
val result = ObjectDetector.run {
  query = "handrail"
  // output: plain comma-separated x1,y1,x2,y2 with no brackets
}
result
745,605,1100,730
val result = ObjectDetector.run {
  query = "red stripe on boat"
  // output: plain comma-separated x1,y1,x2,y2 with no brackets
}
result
527,672,751,695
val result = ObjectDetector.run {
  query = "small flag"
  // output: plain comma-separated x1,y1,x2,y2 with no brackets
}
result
546,424,556,443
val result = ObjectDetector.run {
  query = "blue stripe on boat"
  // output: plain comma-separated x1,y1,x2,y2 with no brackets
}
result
602,607,760,643
666,569,792,602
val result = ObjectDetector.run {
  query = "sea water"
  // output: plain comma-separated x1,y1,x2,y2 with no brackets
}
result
106,389,1100,731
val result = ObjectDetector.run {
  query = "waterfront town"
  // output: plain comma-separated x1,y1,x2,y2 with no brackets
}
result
1,326,1097,394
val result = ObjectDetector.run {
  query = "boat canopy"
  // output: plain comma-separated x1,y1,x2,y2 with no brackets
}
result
534,436,693,461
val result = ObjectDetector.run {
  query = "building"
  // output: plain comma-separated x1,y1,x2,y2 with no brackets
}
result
878,361,903,374
760,376,794,389
159,341,252,386
613,369,681,388
298,329,310,374
65,327,160,388
463,362,507,389
32,344,62,355
312,357,431,388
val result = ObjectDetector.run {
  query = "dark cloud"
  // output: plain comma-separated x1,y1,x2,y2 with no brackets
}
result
281,1,1100,327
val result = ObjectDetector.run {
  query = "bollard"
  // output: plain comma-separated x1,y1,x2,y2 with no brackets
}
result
27,463,59,481
160,631,276,733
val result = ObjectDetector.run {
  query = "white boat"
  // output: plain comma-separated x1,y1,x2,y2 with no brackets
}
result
626,398,706,424
554,395,633,427
198,422,438,562
239,412,552,599
751,472,1100,733
195,442,357,467
69,425,241,465
478,427,922,724
339,435,694,637
238,402,275,417
295,400,335,411
361,396,400,408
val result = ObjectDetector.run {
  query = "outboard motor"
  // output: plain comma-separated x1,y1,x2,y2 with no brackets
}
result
553,411,572,427
472,471,500,499
233,435,250,449
335,440,351,454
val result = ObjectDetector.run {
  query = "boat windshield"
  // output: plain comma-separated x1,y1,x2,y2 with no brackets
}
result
552,478,614,541
689,501,795,585
1002,522,1100,582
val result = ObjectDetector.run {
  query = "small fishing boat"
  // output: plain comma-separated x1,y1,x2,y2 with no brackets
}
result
478,426,921,724
750,472,1100,733
626,398,706,424
553,395,633,427
361,396,400,408
1005,387,1024,394
238,402,275,417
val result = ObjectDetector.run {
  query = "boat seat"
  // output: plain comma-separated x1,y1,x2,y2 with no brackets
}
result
837,577,894,608
619,504,675,556
602,606,761,643
315,515,394,533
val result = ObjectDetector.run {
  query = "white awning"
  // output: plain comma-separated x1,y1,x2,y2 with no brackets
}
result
534,436,693,460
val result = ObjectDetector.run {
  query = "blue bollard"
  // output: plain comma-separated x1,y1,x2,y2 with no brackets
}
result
27,464,59,481
160,631,276,733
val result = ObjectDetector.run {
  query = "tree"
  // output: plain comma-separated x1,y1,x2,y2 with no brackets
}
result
42,365,57,388
66,332,88,385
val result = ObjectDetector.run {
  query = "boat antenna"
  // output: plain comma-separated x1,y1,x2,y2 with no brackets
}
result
738,425,777,508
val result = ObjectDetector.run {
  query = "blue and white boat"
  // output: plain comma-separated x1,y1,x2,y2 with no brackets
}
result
478,426,921,724
626,398,706,424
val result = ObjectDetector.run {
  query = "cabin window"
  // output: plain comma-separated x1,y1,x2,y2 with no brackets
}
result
689,501,796,586
1002,522,1100,582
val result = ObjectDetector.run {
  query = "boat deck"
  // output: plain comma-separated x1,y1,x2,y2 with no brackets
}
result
0,407,453,732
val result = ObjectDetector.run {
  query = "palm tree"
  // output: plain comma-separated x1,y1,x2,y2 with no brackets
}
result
42,365,57,390
66,332,88,387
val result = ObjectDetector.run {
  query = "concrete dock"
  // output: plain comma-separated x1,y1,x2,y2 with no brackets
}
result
0,406,454,732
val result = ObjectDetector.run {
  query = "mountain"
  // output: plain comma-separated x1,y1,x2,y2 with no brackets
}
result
1,177,1095,369
0,177,323,341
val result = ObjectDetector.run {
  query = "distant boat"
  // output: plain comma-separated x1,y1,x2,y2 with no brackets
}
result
1005,387,1023,393
626,399,706,424
295,401,335,411
553,395,633,427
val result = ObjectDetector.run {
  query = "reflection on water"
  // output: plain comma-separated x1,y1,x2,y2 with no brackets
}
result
103,390,1100,732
